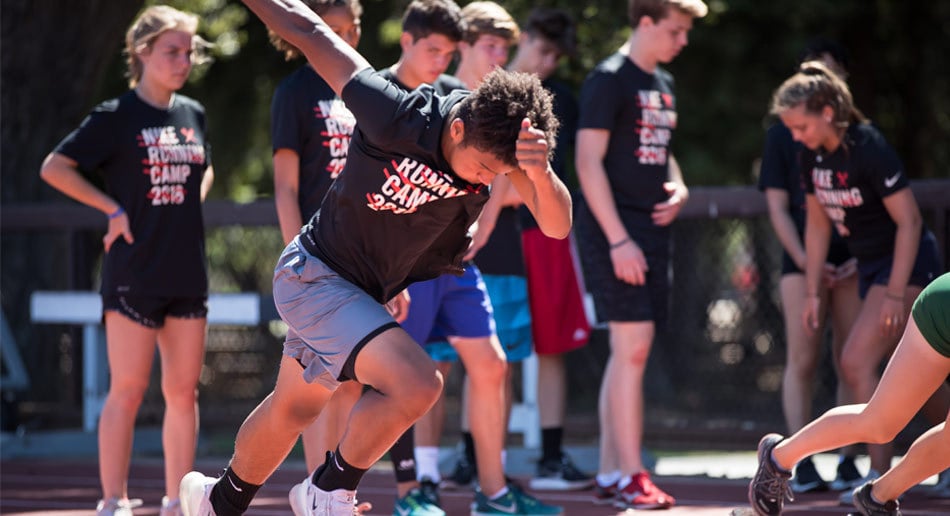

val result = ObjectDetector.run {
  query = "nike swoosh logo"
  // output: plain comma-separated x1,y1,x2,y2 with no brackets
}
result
884,172,901,188
486,500,518,514
226,474,243,492
333,454,344,472
395,505,412,516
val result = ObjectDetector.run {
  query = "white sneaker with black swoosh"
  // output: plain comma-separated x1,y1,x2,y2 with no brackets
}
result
289,475,359,516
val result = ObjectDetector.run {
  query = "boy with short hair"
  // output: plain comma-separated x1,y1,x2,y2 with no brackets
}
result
575,0,707,510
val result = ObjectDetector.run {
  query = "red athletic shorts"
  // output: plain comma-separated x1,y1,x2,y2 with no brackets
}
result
522,227,591,355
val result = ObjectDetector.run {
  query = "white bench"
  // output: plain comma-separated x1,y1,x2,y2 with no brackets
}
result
29,290,545,447
29,291,263,432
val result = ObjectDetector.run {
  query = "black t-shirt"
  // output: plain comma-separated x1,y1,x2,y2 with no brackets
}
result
271,65,356,221
299,69,490,303
578,52,676,220
474,206,525,276
801,123,910,262
759,122,849,249
374,68,467,96
55,90,211,297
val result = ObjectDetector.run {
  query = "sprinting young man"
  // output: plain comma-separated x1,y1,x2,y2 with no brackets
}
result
575,0,707,510
179,1,571,516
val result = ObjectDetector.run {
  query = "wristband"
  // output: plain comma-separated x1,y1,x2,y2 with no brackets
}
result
108,207,125,219
609,237,631,250
884,291,904,301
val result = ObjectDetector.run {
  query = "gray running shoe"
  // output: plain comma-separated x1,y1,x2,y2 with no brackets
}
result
748,433,793,516
850,482,900,515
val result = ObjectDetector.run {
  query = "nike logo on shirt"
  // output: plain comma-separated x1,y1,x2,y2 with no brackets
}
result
884,172,901,188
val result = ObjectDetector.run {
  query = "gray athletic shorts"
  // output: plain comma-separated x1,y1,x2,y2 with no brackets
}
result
274,237,399,390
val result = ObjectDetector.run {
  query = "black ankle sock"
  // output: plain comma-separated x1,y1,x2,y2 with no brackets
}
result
314,447,368,492
210,467,261,515
462,432,476,464
390,428,418,484
541,427,564,462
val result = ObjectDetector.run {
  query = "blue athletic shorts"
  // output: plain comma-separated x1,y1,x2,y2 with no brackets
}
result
481,274,533,362
856,229,942,298
401,265,495,362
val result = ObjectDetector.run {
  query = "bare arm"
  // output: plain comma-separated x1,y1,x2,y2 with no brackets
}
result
506,118,572,239
242,0,371,96
764,188,806,270
575,127,648,285
273,149,304,244
881,189,922,297
802,193,831,331
200,165,214,201
465,174,507,256
40,152,133,251
879,188,923,337
651,154,689,226
575,128,626,245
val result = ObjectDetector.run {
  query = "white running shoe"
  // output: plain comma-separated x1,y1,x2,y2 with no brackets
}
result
179,471,218,516
160,496,183,516
289,476,359,516
96,497,143,516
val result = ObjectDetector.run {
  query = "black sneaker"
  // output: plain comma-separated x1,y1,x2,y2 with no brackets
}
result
529,453,594,491
419,476,441,506
791,456,828,493
831,456,864,491
748,433,793,516
850,482,900,515
440,456,476,490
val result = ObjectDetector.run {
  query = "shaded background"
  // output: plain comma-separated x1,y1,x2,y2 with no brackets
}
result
2,0,948,448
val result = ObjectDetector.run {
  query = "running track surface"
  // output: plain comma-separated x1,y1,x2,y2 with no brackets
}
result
2,459,948,515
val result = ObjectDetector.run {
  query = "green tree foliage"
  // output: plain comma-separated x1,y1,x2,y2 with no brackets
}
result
128,0,948,200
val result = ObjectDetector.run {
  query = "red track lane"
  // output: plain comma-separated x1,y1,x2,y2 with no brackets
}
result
2,459,948,515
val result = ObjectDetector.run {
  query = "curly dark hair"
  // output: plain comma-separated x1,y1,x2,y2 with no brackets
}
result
455,69,558,166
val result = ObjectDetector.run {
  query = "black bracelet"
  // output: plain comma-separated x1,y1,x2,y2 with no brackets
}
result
609,237,631,250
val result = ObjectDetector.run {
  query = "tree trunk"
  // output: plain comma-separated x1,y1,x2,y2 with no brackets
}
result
1,1,143,411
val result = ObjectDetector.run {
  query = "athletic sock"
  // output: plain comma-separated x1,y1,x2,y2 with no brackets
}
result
390,428,418,484
415,446,442,482
541,427,564,462
314,447,368,492
596,470,621,487
210,467,261,515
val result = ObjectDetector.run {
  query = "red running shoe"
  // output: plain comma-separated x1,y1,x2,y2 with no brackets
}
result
614,471,675,510
592,480,618,505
